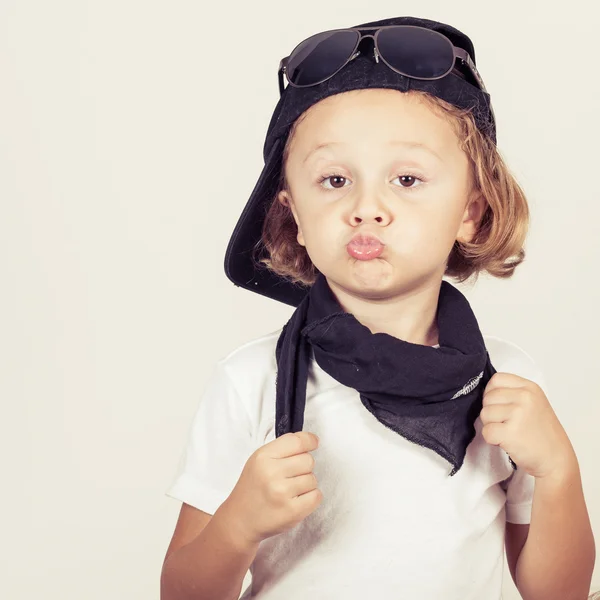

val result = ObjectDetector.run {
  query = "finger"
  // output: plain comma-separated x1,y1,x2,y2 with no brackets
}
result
288,472,319,498
485,371,529,394
480,403,513,425
482,386,516,406
482,422,506,446
268,431,319,459
280,451,316,478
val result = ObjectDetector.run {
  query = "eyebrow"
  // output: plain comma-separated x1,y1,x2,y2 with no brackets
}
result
303,140,443,165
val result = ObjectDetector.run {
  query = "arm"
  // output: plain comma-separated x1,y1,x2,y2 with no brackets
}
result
514,456,596,600
506,522,530,587
161,500,259,600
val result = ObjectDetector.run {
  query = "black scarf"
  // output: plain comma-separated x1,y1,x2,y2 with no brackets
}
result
275,272,516,477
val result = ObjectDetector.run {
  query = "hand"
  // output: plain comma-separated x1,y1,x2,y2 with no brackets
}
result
479,372,577,479
223,431,322,545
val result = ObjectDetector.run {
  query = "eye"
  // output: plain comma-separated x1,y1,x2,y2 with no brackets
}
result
393,174,425,190
317,172,426,191
317,174,350,190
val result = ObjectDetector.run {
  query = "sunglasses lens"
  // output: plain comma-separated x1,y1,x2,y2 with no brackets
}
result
377,26,454,78
287,30,360,86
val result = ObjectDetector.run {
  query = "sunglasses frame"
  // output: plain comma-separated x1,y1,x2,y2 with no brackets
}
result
278,25,490,97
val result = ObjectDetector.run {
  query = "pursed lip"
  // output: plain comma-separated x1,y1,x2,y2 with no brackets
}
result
348,233,385,246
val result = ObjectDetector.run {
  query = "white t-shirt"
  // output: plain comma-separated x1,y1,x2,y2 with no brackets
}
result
165,328,548,599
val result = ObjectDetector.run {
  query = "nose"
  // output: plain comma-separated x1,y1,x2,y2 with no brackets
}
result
349,192,392,226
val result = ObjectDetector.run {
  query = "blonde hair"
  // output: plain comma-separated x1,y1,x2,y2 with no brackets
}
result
253,90,530,288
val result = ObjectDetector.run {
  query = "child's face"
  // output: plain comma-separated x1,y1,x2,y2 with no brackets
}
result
278,88,485,297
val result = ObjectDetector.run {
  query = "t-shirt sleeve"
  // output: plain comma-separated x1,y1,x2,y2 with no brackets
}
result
502,466,536,524
165,359,259,515
500,346,551,525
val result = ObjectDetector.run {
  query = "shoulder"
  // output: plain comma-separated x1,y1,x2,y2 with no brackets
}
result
198,328,283,434
216,326,283,386
483,334,548,393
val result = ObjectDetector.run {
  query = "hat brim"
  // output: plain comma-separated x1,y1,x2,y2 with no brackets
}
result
224,136,311,307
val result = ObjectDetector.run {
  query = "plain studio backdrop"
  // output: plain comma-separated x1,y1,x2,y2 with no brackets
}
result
1,0,598,598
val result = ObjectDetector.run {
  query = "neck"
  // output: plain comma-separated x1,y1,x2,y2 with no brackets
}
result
326,276,441,346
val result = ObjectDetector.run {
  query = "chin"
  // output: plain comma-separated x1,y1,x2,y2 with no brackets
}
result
331,270,397,298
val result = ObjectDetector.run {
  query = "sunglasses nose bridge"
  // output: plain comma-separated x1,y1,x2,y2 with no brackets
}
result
355,32,379,63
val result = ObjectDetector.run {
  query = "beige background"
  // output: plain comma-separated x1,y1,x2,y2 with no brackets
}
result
1,0,598,598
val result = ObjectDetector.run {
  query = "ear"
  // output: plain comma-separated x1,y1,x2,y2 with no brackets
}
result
277,190,305,247
456,190,487,244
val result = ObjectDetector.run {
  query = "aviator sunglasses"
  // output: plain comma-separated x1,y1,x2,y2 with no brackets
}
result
278,25,491,98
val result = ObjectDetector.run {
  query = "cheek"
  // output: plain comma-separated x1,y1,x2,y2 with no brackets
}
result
299,216,347,265
302,218,334,250
394,210,460,257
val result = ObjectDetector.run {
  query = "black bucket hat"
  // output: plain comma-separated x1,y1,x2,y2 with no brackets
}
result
224,15,496,308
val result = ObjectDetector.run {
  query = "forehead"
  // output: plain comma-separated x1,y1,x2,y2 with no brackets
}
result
291,89,458,163
303,139,444,166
